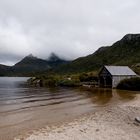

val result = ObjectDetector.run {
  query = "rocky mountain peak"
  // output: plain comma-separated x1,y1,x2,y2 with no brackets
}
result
25,54,37,59
48,53,61,62
122,34,140,41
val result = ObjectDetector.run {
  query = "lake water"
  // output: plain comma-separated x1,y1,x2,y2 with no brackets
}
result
0,77,140,140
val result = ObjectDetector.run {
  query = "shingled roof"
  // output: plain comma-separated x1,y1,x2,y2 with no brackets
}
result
105,66,137,76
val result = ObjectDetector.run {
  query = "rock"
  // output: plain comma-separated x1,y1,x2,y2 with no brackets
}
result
135,117,140,123
96,129,99,132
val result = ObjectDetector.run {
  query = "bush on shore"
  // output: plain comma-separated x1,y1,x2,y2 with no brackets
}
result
117,77,140,91
28,71,99,88
79,72,98,82
28,75,59,87
28,75,82,87
58,79,81,87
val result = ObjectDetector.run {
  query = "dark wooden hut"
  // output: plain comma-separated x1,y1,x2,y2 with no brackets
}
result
99,66,137,88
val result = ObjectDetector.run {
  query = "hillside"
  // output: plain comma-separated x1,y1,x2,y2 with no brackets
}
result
54,34,140,74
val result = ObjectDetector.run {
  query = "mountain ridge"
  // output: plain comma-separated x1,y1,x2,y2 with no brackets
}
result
54,33,140,74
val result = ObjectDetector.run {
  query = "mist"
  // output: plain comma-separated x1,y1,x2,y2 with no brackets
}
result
0,0,140,65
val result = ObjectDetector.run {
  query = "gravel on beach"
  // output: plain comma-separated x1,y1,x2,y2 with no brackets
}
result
15,99,140,140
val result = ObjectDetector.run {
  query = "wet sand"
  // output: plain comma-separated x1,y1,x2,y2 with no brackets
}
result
15,94,140,140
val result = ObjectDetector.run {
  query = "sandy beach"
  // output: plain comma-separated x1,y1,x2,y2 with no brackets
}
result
15,97,140,140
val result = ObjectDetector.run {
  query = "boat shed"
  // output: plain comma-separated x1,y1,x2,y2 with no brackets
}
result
98,66,137,88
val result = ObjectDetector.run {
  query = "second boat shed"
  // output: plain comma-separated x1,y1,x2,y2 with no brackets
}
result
99,66,137,88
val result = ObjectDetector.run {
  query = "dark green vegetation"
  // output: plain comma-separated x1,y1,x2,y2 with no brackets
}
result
0,64,11,76
0,53,69,76
117,77,140,91
28,75,81,87
28,72,98,87
79,72,98,82
54,34,140,74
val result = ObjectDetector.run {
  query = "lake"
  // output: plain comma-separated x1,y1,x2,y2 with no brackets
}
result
0,77,140,140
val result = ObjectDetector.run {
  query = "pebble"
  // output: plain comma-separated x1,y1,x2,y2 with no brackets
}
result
135,117,140,123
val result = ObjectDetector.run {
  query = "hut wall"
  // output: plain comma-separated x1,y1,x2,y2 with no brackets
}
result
112,75,136,88
99,68,112,87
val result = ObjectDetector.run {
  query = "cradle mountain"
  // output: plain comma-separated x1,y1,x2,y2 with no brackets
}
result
0,53,69,76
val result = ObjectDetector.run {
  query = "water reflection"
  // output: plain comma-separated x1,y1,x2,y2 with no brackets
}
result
91,89,113,105
0,77,28,88
115,90,136,100
78,87,137,105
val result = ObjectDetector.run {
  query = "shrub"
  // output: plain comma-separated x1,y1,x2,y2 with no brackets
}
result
58,79,81,87
117,77,140,91
28,75,60,87
44,79,57,87
42,75,60,87
28,74,82,87
79,73,98,82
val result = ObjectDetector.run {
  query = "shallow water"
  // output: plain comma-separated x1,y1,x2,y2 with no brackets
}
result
0,77,140,140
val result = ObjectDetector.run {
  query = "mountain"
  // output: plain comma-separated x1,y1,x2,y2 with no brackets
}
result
54,34,140,74
11,54,50,76
0,53,70,76
47,53,70,67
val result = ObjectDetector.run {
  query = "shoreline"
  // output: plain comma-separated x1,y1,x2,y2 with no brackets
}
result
15,99,140,140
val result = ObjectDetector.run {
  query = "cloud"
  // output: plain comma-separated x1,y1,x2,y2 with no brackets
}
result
0,0,140,65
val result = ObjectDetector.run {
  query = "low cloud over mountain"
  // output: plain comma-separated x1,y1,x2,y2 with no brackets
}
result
0,0,140,65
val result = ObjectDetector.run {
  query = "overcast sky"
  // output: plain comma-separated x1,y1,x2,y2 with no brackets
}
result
0,0,140,65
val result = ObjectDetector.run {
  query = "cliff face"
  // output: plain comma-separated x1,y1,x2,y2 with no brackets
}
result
122,34,140,42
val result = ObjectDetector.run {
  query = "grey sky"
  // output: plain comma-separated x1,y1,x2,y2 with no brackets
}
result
0,0,140,65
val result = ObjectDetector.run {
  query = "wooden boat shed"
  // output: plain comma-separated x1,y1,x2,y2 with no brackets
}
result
98,66,137,88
